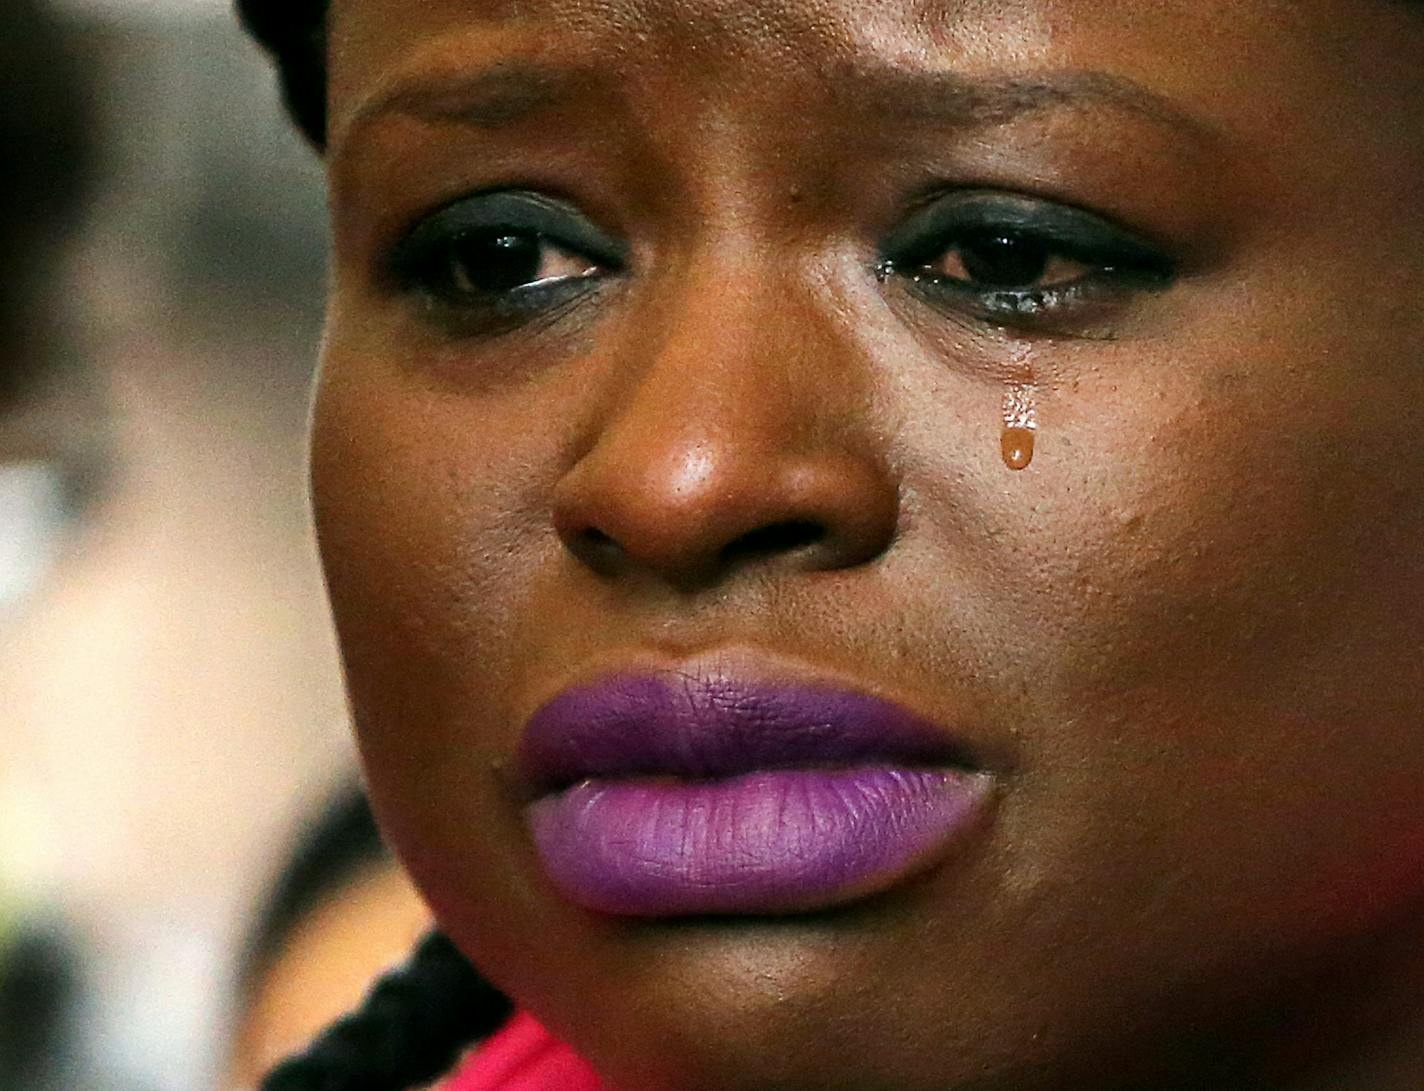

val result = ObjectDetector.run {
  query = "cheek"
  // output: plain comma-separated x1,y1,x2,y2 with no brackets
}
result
308,337,701,1017
308,338,565,894
1064,335,1424,706
995,311,1424,935
311,368,534,686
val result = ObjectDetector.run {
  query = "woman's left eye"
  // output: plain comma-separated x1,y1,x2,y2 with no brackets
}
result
926,231,1093,292
879,192,1175,325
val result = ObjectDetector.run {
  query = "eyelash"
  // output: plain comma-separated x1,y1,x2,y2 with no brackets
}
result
384,191,1174,337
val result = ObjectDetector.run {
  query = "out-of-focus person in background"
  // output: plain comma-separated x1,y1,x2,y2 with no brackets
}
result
228,785,431,1090
0,0,97,1087
0,0,348,1086
0,0,100,618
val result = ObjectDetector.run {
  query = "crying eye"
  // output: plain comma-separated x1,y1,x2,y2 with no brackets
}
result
927,231,1095,291
879,191,1176,327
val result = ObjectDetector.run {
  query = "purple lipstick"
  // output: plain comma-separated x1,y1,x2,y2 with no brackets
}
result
519,669,992,916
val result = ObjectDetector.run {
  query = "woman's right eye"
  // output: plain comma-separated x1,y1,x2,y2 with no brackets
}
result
386,191,627,332
417,229,604,300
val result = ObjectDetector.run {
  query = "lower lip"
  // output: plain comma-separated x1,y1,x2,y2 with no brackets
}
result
526,766,990,916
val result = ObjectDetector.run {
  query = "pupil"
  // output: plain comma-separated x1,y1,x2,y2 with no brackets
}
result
451,230,543,293
959,233,1050,288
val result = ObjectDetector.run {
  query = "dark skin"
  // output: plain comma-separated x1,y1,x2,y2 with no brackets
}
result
312,1,1424,1087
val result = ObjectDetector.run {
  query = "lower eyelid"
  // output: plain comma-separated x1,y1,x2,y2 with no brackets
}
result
411,269,615,339
900,268,1140,323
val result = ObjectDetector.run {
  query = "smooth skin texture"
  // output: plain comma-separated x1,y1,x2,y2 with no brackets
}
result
312,1,1424,1088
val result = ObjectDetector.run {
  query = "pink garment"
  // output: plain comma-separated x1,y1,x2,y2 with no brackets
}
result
445,1011,605,1091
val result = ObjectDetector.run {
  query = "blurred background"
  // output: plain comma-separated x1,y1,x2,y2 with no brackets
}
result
1,0,367,1086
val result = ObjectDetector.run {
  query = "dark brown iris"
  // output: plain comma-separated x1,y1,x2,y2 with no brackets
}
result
448,231,543,294
956,232,1051,288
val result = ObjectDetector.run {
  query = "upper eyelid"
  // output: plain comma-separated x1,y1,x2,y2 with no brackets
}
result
880,192,1171,267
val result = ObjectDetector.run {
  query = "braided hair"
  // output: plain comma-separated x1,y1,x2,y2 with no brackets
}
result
259,931,511,1091
244,787,510,1091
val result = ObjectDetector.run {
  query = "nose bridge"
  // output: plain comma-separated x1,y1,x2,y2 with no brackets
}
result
552,248,899,587
627,249,826,454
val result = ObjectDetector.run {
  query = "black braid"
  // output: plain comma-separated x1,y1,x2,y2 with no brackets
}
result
260,929,511,1091
235,0,329,147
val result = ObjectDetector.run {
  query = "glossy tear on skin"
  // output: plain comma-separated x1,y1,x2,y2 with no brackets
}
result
1001,382,1038,470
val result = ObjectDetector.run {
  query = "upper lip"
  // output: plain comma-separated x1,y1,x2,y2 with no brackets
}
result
516,654,981,796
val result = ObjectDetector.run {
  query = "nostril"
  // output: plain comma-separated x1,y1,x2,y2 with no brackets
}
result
718,520,827,568
582,526,617,549
568,525,622,572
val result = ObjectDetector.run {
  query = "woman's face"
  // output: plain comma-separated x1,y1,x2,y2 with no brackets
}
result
314,1,1424,1087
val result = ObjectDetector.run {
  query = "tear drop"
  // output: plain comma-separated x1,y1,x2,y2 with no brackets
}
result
1001,380,1037,471
1001,427,1035,470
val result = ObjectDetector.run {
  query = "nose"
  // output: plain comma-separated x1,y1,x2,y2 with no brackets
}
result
551,269,900,592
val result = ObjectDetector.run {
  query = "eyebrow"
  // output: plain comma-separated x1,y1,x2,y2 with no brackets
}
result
840,63,1224,147
332,63,590,154
333,57,1222,159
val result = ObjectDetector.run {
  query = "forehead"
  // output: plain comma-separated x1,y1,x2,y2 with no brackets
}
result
326,0,1295,53
326,0,1421,161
